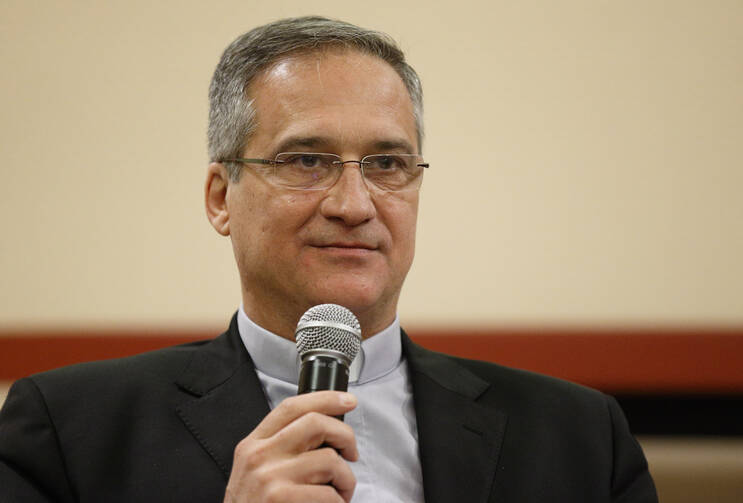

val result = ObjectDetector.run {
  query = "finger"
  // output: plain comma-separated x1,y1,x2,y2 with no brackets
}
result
305,447,356,502
278,447,356,500
251,391,357,439
271,411,358,461
268,484,348,503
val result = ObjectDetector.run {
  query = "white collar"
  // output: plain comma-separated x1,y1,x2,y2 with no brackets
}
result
237,305,402,385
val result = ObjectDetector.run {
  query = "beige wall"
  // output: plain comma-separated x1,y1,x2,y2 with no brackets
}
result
1,0,742,329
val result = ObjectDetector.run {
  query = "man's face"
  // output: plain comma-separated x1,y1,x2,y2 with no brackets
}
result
208,49,420,338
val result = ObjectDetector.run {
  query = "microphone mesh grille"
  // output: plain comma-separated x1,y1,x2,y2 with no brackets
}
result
295,304,361,362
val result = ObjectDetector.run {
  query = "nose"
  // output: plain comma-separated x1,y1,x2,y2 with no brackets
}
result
319,163,376,226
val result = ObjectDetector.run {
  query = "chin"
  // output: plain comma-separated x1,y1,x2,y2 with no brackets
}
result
311,291,380,313
305,280,384,313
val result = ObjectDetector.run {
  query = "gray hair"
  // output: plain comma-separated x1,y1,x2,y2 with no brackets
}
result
208,16,424,181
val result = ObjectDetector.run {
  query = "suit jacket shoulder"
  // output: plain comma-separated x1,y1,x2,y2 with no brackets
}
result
0,315,268,503
402,334,658,503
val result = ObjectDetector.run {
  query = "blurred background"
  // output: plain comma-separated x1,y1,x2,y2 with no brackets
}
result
1,1,742,501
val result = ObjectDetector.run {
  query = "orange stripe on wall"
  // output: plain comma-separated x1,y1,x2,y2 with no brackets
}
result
1,328,742,394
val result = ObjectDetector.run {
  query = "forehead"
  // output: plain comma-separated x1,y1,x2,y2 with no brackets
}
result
246,48,418,153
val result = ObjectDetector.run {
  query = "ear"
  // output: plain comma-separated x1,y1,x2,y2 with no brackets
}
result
205,162,231,236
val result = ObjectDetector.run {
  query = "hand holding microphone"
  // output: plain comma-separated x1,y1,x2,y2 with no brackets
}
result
224,305,361,503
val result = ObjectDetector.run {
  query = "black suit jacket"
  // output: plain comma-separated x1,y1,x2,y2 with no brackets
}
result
0,315,657,502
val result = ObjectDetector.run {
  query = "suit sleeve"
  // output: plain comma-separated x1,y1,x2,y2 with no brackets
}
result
0,377,76,502
606,395,658,503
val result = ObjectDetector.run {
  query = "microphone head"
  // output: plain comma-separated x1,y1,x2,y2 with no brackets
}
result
295,304,362,366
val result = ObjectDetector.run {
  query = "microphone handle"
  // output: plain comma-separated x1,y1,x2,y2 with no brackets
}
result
298,354,350,421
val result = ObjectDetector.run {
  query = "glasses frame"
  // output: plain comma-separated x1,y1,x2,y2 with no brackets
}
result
222,152,429,192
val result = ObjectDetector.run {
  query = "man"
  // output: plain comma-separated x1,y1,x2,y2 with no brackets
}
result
0,16,657,502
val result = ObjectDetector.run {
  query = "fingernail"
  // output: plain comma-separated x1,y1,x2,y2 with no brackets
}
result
339,392,356,406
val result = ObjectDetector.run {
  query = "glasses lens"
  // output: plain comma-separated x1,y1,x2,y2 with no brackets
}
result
274,152,339,189
362,154,425,191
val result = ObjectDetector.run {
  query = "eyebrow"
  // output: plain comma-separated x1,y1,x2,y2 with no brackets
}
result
371,139,416,154
272,136,417,156
273,136,330,154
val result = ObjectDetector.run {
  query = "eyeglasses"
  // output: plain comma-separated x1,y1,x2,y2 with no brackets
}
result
222,152,429,192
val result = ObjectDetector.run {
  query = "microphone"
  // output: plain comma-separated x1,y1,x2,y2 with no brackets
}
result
295,304,362,415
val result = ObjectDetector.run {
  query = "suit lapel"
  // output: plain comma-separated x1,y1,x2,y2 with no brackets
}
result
171,318,508,498
403,333,507,503
174,315,270,478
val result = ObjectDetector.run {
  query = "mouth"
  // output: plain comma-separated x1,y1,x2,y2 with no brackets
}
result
309,242,379,258
319,242,377,250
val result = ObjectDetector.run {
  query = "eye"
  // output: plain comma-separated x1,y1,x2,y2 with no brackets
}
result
373,155,403,170
297,154,322,168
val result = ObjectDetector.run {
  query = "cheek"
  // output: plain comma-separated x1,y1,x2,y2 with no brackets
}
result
386,201,419,266
253,193,320,248
227,193,274,264
401,220,417,266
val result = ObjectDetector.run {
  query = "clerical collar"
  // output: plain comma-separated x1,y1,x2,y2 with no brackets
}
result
237,305,402,385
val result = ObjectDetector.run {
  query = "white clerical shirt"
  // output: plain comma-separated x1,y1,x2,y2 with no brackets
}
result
237,306,425,503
